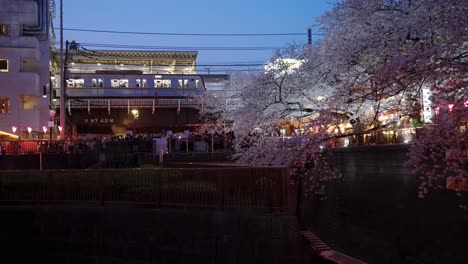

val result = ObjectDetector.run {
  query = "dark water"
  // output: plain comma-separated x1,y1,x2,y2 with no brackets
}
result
300,145,468,264
0,206,325,264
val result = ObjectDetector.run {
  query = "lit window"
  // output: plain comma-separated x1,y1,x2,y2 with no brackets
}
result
111,79,128,88
0,97,10,114
67,79,84,87
119,79,128,88
0,25,8,36
111,79,119,88
154,79,170,88
0,59,8,72
178,79,188,88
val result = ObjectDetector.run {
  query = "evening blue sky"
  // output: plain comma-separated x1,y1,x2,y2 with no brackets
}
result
56,0,333,72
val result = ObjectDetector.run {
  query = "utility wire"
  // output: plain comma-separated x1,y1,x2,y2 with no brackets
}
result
55,42,286,51
55,27,323,36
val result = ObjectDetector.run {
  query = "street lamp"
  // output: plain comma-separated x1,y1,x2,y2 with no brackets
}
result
27,127,32,139
131,109,139,135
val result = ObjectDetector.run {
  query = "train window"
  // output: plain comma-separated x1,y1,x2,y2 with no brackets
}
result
111,79,119,88
155,80,171,88
142,79,147,88
195,80,200,88
111,79,128,88
67,79,84,87
178,79,188,88
119,79,128,88
92,79,104,88
136,79,141,88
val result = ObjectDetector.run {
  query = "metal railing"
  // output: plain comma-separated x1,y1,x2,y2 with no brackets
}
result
64,87,202,98
0,167,293,213
64,98,201,109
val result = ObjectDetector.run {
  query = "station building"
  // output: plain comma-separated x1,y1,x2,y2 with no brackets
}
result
50,47,229,139
0,0,229,140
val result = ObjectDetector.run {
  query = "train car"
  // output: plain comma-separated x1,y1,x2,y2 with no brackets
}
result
64,71,206,98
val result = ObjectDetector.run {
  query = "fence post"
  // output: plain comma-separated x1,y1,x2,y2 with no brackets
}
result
47,171,54,201
154,169,161,208
283,167,296,216
98,170,106,206
216,169,224,210
39,152,43,171
159,149,164,168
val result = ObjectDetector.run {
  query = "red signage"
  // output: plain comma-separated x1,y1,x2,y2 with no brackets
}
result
446,176,468,191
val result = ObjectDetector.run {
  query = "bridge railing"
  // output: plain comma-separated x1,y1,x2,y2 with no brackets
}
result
0,167,294,213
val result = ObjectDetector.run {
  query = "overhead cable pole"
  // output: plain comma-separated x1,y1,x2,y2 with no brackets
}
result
307,27,312,45
59,0,65,139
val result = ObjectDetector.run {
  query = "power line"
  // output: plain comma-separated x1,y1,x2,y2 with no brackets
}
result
81,43,281,51
55,42,286,51
55,27,324,37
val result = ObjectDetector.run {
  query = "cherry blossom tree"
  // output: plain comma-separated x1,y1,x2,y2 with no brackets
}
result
195,45,343,197
316,0,467,202
196,0,467,200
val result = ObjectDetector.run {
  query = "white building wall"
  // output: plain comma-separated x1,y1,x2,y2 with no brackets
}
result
0,0,51,138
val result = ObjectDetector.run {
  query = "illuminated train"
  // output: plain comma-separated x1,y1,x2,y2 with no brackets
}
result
64,70,206,98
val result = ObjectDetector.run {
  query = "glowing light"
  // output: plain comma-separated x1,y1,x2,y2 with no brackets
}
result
27,127,32,133
464,100,468,108
448,104,454,112
58,126,63,132
434,107,440,115
404,140,411,144
0,130,19,139
12,126,17,133
377,113,384,121
42,126,47,133
131,109,139,118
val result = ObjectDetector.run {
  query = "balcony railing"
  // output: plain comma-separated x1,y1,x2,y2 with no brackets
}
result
65,98,201,109
63,87,202,98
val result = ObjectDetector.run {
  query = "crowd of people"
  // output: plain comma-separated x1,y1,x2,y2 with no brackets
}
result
0,131,236,156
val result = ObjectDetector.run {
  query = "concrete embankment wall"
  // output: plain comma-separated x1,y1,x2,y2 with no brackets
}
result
301,145,468,264
0,206,311,264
